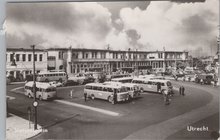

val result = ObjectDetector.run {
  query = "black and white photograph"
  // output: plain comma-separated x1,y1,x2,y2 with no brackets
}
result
5,0,219,139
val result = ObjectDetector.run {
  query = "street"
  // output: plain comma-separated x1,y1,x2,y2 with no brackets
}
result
7,81,219,140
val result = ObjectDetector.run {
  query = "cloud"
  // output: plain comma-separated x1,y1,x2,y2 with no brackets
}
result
6,2,113,48
119,0,219,56
6,1,219,57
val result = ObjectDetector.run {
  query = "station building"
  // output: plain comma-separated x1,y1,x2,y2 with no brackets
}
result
6,47,188,79
47,47,189,74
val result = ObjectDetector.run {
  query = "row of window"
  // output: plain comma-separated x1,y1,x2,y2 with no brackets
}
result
25,86,56,92
71,52,167,60
37,73,66,77
7,53,43,62
132,80,165,86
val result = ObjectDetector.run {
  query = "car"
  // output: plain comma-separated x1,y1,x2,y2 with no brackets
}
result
63,80,79,87
49,81,63,87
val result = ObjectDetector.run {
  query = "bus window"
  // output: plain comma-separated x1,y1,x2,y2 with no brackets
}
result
97,87,102,91
107,88,113,92
103,87,108,92
93,86,98,90
86,85,92,89
161,83,165,86
167,81,172,86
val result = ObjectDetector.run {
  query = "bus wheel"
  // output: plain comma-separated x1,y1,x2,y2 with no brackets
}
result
28,94,32,98
108,96,113,103
39,95,43,101
91,94,95,100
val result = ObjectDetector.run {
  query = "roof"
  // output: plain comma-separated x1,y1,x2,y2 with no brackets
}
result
25,81,55,89
7,48,46,52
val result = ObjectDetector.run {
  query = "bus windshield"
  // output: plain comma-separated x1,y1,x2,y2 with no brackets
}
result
167,81,172,86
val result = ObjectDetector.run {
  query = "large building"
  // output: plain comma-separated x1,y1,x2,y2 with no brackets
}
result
47,47,189,74
6,47,188,79
6,48,48,80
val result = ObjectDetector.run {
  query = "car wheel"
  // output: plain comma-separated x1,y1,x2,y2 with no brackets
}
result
45,79,49,82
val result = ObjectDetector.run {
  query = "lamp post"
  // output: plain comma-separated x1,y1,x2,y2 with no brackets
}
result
31,45,38,130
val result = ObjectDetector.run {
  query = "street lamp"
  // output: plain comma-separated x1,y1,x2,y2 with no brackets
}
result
30,45,38,130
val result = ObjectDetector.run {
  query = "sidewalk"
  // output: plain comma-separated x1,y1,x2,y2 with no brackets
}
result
6,114,45,140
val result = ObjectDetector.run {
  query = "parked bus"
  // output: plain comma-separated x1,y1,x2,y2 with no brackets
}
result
104,81,141,99
106,73,131,81
131,78,173,94
24,81,57,100
111,77,133,83
36,71,67,82
84,83,129,104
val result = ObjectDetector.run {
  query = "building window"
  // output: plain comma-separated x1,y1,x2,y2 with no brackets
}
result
58,51,63,59
39,54,43,61
28,54,32,61
34,54,37,61
10,54,14,62
22,54,26,61
86,53,88,59
16,54,20,61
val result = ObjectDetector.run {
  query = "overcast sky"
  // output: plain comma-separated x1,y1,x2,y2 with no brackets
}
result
6,0,219,57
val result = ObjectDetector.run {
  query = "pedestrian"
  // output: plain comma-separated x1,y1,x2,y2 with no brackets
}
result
181,86,185,96
200,79,203,85
157,82,161,93
179,86,182,95
84,92,87,102
113,89,117,104
163,90,170,105
70,89,74,98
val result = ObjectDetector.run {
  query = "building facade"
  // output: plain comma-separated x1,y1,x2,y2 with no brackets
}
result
6,47,188,79
6,48,47,80
47,48,188,74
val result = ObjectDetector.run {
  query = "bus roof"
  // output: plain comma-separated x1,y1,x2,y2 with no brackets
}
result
38,71,66,75
85,83,123,89
111,77,133,81
132,78,170,83
25,81,55,89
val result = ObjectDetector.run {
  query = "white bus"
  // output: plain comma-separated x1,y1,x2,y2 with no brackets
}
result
36,71,67,82
111,77,133,83
104,81,141,99
131,78,173,94
24,81,57,100
84,83,129,104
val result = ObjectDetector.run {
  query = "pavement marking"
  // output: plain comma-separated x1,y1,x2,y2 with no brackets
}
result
6,96,15,100
10,86,24,92
54,100,120,117
173,87,179,90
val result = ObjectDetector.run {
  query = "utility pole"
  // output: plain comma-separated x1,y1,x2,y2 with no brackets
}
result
31,45,38,130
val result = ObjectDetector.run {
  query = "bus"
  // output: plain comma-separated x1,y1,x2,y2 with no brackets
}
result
84,83,129,104
111,77,133,83
132,78,173,94
104,81,141,99
24,81,57,100
106,73,131,81
36,71,67,82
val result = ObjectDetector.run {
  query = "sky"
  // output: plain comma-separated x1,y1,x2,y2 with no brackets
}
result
6,0,219,57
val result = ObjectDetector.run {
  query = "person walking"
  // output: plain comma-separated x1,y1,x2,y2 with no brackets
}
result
163,90,170,105
179,86,182,95
84,92,87,102
113,89,117,105
70,89,74,99
157,82,161,93
181,86,185,96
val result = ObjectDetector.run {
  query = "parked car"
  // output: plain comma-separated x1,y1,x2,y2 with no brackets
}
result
63,80,79,87
195,74,213,84
49,81,63,87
